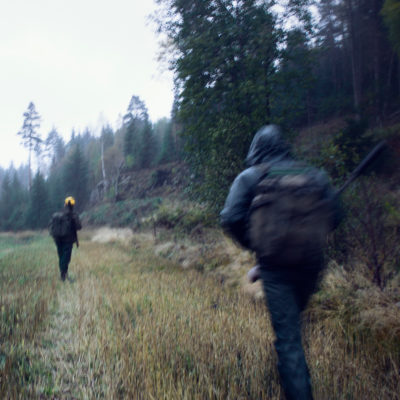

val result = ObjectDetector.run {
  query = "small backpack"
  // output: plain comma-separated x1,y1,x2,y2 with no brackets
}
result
248,163,334,266
49,212,72,239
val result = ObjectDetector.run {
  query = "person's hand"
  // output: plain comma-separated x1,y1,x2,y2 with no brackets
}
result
248,265,260,283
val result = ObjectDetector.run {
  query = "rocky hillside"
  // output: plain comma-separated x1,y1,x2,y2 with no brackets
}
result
116,161,191,201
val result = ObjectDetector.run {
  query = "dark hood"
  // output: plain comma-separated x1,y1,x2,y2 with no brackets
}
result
245,125,290,167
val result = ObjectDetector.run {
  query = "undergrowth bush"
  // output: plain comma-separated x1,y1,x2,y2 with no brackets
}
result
155,202,217,234
304,118,385,184
294,123,400,289
327,177,400,289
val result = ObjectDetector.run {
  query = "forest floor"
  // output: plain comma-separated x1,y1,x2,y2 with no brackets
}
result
0,229,399,399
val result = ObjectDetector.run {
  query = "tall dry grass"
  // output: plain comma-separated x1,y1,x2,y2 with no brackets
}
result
0,232,399,399
0,233,57,398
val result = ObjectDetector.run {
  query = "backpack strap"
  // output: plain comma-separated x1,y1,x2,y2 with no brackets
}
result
250,163,275,211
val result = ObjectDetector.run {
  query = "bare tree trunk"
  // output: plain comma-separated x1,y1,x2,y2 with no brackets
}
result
101,141,106,181
372,0,383,122
346,0,361,117
28,145,32,192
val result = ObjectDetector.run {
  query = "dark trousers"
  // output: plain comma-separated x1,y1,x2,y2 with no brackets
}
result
260,266,321,400
56,241,73,278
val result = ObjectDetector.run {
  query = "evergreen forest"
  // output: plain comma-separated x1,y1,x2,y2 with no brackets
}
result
0,0,399,285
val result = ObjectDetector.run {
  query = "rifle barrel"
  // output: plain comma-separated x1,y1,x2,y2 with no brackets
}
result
336,140,387,196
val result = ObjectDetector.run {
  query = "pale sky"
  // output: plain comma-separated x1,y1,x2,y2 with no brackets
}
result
0,0,174,169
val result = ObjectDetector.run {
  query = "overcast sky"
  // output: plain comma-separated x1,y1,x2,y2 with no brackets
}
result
0,0,174,169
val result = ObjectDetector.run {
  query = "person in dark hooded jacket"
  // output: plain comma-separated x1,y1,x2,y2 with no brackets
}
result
53,196,82,281
220,125,340,400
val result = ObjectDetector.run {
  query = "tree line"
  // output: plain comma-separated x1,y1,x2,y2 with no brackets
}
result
154,0,400,208
1,0,399,230
0,97,182,231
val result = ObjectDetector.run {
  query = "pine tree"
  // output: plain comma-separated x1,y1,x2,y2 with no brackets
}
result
123,122,137,166
0,172,12,230
62,143,89,211
123,95,150,169
26,172,50,229
8,172,28,230
45,128,65,166
17,102,42,191
270,29,316,129
157,120,176,164
47,166,65,213
140,121,156,168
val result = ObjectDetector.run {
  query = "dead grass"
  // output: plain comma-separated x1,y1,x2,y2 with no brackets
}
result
0,232,399,399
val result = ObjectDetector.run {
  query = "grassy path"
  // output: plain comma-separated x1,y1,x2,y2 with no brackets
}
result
1,232,399,399
0,235,279,399
34,276,81,397
32,239,137,399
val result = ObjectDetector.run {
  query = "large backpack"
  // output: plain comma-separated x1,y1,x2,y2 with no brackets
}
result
248,163,334,266
49,212,73,239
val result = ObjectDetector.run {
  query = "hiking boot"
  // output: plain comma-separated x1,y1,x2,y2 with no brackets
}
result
61,272,66,281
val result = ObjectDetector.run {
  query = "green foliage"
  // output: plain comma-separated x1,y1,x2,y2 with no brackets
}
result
139,121,157,169
62,143,90,211
0,172,28,231
26,172,51,229
156,0,278,209
381,0,400,56
124,122,136,159
155,203,216,234
45,128,65,165
305,119,376,182
332,119,373,172
46,166,65,213
270,29,316,129
156,120,178,165
123,95,159,170
124,154,135,169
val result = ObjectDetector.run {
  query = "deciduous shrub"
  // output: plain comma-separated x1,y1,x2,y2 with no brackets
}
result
327,178,400,288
